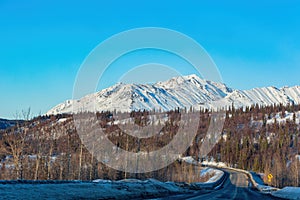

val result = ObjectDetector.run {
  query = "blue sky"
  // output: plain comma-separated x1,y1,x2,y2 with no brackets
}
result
0,0,300,119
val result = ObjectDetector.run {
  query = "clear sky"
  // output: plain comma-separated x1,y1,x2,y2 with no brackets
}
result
1,0,300,119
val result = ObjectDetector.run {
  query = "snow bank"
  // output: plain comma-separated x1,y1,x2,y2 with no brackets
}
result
178,156,198,165
256,185,278,193
271,187,300,200
0,179,190,199
189,167,226,190
0,161,228,199
200,167,214,177
205,169,224,184
201,160,227,167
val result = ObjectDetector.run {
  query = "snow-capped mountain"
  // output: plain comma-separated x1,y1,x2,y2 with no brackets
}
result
47,75,300,115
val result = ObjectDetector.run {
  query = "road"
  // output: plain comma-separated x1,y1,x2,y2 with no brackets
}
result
152,169,281,200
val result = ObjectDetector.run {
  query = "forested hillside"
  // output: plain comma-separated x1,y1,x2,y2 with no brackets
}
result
0,103,299,187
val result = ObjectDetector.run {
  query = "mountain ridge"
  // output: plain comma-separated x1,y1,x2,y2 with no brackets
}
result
47,74,300,115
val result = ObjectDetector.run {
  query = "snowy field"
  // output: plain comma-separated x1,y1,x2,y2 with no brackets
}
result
0,167,224,200
0,179,211,200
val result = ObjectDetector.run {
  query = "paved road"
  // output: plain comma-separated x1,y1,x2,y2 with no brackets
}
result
152,169,281,200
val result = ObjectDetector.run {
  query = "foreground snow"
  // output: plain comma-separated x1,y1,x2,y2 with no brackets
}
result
0,179,187,199
271,187,300,200
0,160,226,200
0,175,226,200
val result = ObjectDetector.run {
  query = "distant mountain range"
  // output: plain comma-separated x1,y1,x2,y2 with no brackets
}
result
47,74,300,115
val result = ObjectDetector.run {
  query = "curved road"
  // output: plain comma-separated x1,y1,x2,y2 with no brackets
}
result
153,169,281,200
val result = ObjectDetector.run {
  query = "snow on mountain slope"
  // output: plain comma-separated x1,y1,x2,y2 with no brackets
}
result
223,87,293,108
281,86,300,105
46,75,300,115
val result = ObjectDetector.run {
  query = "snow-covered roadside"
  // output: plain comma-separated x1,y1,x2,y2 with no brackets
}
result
271,187,300,200
177,157,226,189
191,167,225,190
202,168,224,184
0,175,227,200
246,171,278,193
0,156,227,199
91,178,191,199
248,170,300,199
0,179,190,200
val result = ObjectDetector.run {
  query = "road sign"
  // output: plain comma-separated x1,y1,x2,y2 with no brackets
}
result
268,174,273,182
